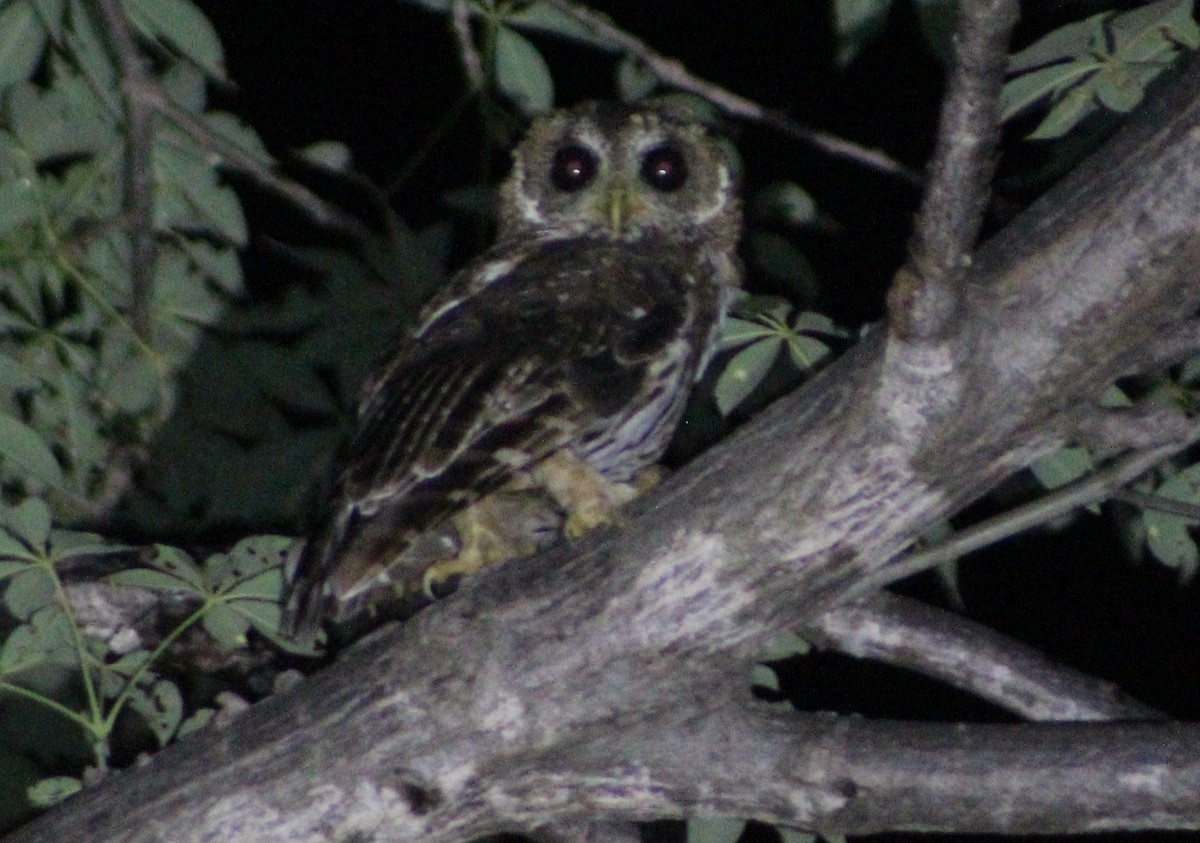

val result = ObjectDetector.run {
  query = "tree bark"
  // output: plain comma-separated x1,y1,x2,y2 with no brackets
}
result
11,40,1200,843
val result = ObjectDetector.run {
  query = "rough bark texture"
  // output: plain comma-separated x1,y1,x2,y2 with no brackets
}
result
11,42,1200,843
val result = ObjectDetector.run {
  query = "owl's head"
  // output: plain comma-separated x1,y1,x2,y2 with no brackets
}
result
499,101,741,248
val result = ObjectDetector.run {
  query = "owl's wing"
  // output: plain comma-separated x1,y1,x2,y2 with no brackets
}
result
283,241,704,637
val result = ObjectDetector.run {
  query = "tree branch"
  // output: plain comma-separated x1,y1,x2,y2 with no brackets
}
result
804,592,1165,721
889,0,1017,340
532,0,921,183
95,0,156,339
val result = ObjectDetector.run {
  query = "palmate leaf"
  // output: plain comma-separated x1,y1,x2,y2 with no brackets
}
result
1003,0,1199,138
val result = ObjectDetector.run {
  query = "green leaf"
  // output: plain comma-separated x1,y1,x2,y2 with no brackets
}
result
687,818,746,843
1030,447,1093,491
754,182,818,227
32,0,67,35
128,679,184,747
714,337,782,416
1028,82,1095,138
833,0,894,66
1145,511,1198,582
787,335,831,370
0,559,32,578
4,498,52,550
0,413,65,489
3,568,55,620
495,25,554,115
1,607,76,672
230,598,281,637
0,0,49,88
759,631,811,662
0,353,38,392
1144,463,1200,582
26,776,82,808
203,111,271,164
505,2,619,51
64,0,119,110
717,317,778,352
177,706,214,739
201,602,251,648
615,54,657,102
159,62,207,112
750,663,779,692
1094,66,1143,113
121,0,225,79
179,238,243,295
205,535,292,590
0,175,39,238
108,567,196,594
1000,63,1098,123
1008,12,1104,72
145,545,205,589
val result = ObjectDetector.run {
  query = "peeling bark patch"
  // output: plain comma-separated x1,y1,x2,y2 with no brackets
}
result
623,532,754,649
1119,766,1168,792
758,445,947,595
478,689,528,741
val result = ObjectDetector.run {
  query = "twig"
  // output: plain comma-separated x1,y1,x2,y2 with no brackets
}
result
889,0,1019,341
95,0,156,339
854,429,1200,596
153,99,368,240
804,592,1165,721
533,0,921,184
451,0,486,93
1114,489,1200,522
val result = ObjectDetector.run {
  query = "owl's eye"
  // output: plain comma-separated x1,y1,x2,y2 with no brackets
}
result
640,144,688,192
550,144,599,192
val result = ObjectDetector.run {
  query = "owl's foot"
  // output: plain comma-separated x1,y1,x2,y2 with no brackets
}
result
534,450,650,539
421,490,562,598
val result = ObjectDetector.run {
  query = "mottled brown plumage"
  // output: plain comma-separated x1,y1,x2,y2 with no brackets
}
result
283,101,742,639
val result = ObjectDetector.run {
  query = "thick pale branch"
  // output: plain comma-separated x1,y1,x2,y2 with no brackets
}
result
495,713,1200,836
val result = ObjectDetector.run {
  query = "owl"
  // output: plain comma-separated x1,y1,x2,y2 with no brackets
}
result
283,100,742,640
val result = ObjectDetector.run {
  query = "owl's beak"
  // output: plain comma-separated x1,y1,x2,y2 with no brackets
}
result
605,187,641,235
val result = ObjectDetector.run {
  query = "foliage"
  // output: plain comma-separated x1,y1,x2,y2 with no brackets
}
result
1002,0,1200,139
0,495,309,807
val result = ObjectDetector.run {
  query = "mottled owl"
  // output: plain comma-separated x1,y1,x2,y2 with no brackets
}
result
283,100,742,640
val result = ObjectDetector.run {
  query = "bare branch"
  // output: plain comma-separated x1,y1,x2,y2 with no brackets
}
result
533,0,921,184
804,592,1165,721
451,0,486,93
153,98,368,239
505,713,1200,836
857,434,1200,596
889,0,1018,340
95,0,156,339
